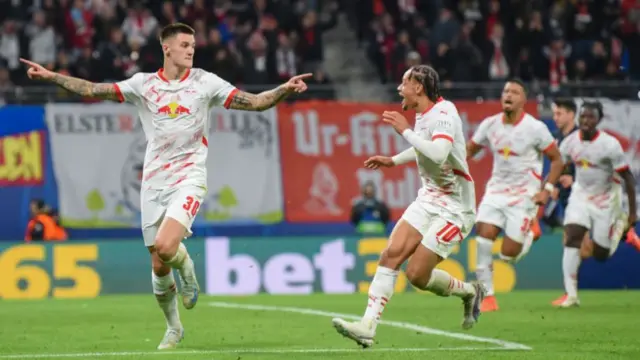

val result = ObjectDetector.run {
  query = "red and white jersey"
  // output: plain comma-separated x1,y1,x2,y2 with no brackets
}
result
559,130,628,202
471,112,556,198
413,98,476,217
115,68,237,191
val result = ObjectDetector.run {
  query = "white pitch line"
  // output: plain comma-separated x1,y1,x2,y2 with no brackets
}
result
0,347,522,359
0,301,531,359
208,301,532,351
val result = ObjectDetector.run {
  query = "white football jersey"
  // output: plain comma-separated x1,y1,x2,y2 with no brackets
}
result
115,68,237,191
559,130,628,200
412,98,476,217
471,113,556,197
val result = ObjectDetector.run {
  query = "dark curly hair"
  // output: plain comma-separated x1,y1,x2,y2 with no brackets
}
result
408,65,441,102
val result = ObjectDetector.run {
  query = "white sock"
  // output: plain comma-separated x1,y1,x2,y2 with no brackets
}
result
362,266,398,331
515,231,534,262
165,243,188,269
562,247,581,298
152,271,182,330
475,236,495,296
426,269,475,298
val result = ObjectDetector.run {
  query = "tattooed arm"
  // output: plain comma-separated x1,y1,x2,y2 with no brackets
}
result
51,73,120,101
20,58,121,101
226,73,313,111
227,86,291,112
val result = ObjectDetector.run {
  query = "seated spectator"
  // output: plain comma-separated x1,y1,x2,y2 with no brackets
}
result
25,199,68,242
350,182,390,235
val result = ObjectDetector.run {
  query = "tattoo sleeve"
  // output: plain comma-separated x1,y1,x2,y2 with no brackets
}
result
51,73,120,101
228,85,290,111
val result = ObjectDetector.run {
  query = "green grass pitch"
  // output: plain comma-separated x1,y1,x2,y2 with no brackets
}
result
1,290,639,359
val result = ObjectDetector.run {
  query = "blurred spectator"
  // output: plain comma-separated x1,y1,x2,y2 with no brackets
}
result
350,182,390,235
64,0,94,53
363,0,637,90
0,20,20,79
25,11,56,67
25,199,68,242
121,6,158,46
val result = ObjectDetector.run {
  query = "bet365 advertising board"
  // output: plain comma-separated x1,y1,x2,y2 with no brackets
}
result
1,235,638,299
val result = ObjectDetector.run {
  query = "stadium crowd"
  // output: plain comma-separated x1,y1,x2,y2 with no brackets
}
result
353,0,640,90
0,0,338,102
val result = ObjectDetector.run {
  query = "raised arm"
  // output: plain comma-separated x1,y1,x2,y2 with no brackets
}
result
20,58,120,101
227,73,312,112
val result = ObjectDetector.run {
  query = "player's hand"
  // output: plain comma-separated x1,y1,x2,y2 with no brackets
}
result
20,58,55,81
382,111,411,134
364,155,395,169
532,190,550,206
283,73,312,93
558,175,573,188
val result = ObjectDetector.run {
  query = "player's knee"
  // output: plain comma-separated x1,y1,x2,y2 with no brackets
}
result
154,237,176,261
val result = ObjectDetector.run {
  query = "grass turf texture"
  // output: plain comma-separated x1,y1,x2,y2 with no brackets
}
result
1,290,638,359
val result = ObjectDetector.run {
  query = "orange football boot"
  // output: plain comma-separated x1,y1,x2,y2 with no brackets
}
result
552,293,568,306
480,295,499,312
626,229,640,252
531,218,542,242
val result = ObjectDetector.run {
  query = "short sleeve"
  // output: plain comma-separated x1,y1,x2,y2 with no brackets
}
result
610,139,629,172
535,122,557,154
558,136,572,163
203,71,238,109
114,73,144,104
471,118,491,146
430,111,456,143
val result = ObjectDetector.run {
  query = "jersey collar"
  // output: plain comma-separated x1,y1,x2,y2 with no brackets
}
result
157,68,191,83
579,130,600,142
501,111,526,126
420,97,444,116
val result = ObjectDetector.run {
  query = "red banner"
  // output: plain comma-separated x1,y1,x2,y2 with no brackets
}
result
278,101,539,222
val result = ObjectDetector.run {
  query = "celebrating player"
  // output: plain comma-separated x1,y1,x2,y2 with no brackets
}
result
20,23,311,349
552,101,637,307
466,79,564,312
331,65,485,348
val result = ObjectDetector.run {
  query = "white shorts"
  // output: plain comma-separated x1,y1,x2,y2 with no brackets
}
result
476,194,537,243
401,201,474,259
564,190,624,250
141,185,206,247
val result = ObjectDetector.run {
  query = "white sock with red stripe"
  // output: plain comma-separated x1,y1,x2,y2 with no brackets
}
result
426,269,475,297
362,266,397,331
475,236,495,296
562,247,581,298
152,271,182,330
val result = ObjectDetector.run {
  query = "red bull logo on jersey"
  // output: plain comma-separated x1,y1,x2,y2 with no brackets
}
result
578,158,596,169
157,102,191,119
497,147,518,159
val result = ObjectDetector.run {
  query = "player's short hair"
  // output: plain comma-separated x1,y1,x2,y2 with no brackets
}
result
159,23,195,42
408,65,441,102
506,78,528,96
553,98,577,114
581,101,604,120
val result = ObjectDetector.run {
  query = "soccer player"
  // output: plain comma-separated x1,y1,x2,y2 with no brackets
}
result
331,65,485,348
552,101,637,307
466,79,564,312
543,98,579,229
20,23,311,349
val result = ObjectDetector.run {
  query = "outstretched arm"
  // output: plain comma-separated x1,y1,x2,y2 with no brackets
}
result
227,73,312,112
50,73,120,101
20,58,120,101
227,86,291,111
